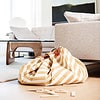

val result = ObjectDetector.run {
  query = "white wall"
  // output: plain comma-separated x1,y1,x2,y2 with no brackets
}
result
52,0,95,6
96,0,100,13
41,0,52,26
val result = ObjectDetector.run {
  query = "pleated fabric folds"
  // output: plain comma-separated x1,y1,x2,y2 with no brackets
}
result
18,47,88,86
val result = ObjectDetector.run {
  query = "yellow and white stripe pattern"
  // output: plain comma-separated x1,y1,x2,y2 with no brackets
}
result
18,47,88,86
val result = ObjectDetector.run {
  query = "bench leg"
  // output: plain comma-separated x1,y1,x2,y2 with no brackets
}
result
6,42,15,65
6,42,42,65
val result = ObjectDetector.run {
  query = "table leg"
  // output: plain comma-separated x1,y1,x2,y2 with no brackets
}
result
6,41,15,65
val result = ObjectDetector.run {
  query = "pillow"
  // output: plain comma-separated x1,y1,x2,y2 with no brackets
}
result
31,26,55,40
64,11,100,23
10,26,39,40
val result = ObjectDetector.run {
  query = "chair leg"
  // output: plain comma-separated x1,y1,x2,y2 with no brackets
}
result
6,42,15,65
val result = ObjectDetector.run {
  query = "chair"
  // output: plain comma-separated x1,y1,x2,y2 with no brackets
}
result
31,26,55,53
6,17,42,65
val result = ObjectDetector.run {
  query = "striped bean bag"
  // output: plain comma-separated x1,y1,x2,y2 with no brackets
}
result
18,46,88,86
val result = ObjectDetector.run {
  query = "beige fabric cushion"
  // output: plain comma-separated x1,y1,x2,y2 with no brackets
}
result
64,11,100,22
10,26,39,40
31,26,55,40
55,21,100,60
31,26,55,48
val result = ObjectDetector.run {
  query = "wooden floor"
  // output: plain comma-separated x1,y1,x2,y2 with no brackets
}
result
0,55,100,100
0,78,100,100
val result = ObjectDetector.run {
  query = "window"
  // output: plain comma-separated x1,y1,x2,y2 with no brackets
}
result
0,0,52,38
0,0,10,37
11,0,42,28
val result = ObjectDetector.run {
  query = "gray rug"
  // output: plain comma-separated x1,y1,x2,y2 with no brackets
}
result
0,68,19,82
0,56,33,82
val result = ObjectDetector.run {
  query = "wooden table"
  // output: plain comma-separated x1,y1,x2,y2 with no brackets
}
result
0,39,54,65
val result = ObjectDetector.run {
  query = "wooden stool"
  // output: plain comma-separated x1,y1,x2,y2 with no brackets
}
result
6,42,42,65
